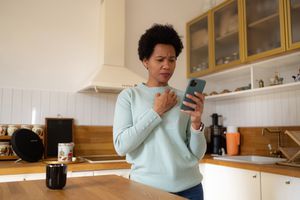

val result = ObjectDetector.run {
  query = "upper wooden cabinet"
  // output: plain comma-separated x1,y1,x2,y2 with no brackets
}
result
212,0,244,71
243,0,286,61
286,0,300,50
186,12,212,77
186,0,300,78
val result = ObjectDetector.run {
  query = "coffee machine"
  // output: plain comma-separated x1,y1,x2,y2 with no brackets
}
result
208,113,226,155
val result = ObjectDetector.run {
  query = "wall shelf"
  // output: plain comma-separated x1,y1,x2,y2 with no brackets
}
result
202,51,300,102
0,156,18,160
206,81,300,101
0,136,11,140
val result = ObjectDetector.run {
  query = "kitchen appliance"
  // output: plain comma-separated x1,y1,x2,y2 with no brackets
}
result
78,0,145,93
11,129,44,162
209,113,226,155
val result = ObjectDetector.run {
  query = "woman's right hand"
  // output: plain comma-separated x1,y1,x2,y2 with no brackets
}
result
153,89,177,116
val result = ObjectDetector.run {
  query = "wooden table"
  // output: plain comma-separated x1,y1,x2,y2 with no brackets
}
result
0,175,185,200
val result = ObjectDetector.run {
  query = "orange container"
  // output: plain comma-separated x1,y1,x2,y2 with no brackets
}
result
226,133,240,156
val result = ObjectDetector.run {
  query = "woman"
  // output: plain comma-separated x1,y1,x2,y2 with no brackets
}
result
113,24,206,200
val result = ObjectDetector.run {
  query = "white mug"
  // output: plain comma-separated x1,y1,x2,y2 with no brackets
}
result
32,125,44,137
0,125,7,136
0,142,10,156
58,143,74,162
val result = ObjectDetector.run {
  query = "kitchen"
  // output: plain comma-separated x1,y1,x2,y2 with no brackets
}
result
0,0,300,199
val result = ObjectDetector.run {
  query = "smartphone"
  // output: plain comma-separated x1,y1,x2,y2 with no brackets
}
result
180,78,206,111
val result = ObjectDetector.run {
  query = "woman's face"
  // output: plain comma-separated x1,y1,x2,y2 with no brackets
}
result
143,44,176,87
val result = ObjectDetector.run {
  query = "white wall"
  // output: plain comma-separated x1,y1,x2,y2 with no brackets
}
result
0,0,101,92
125,0,225,91
0,0,298,127
0,88,116,125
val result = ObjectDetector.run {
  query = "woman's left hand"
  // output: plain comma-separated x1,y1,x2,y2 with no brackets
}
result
181,92,205,130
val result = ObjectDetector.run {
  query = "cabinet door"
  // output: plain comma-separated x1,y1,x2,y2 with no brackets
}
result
261,172,300,200
186,11,212,77
286,0,300,50
201,164,260,200
244,0,285,61
212,0,244,70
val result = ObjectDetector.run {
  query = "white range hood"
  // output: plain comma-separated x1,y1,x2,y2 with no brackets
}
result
78,0,145,93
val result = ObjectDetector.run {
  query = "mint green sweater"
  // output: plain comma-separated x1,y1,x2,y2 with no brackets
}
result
113,83,206,192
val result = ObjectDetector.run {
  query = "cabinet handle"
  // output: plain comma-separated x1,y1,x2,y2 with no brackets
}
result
285,181,291,185
252,175,257,178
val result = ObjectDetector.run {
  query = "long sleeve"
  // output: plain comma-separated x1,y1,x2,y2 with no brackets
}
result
186,120,207,160
113,84,204,193
113,90,162,156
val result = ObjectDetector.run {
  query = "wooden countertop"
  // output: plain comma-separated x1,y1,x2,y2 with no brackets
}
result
0,175,185,200
201,155,300,178
1,155,299,178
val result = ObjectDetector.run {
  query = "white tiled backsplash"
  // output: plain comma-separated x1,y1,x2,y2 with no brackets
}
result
0,88,117,125
0,87,299,126
202,89,300,127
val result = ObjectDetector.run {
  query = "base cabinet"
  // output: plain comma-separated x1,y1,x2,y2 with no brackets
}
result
200,163,260,200
200,164,300,200
261,172,300,200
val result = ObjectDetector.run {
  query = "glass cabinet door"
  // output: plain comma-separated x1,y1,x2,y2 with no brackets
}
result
213,0,242,68
244,0,285,59
186,13,210,77
287,0,300,49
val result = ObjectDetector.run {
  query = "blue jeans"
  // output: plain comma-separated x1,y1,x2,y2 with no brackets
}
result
172,183,204,200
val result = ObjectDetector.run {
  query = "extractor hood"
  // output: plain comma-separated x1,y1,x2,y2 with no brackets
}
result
78,0,145,93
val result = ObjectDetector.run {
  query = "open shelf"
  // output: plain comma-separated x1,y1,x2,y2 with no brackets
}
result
202,51,300,102
206,81,300,101
0,136,11,140
0,156,18,160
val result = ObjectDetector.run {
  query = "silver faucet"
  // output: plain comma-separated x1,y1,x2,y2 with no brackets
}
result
262,128,282,157
262,128,282,147
267,144,282,158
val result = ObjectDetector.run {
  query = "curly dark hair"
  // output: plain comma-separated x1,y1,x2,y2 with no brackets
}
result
138,24,183,61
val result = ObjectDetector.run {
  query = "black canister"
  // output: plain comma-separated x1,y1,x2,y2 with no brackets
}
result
46,164,67,189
